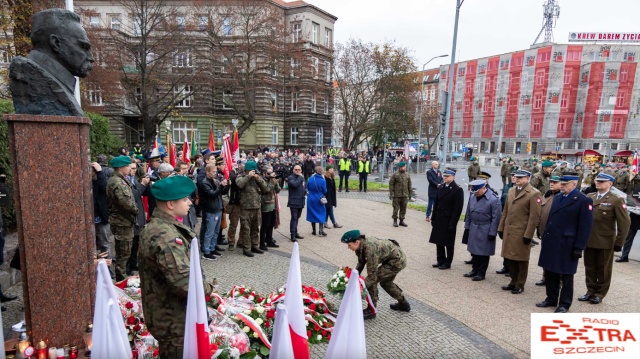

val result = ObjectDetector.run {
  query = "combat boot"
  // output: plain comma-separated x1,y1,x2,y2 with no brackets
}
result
390,299,411,312
363,307,376,320
393,219,398,227
399,220,408,227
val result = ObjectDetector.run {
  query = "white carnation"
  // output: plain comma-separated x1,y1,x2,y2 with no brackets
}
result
243,310,251,315
253,332,259,338
317,334,322,341
243,326,250,333
248,295,255,301
256,318,264,325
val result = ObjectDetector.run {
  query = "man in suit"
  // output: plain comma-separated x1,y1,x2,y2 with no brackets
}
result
426,161,443,222
579,173,630,304
536,173,593,313
287,165,306,241
429,169,464,269
498,169,541,294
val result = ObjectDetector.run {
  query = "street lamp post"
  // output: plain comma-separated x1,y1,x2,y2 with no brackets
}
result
417,54,448,174
441,0,465,170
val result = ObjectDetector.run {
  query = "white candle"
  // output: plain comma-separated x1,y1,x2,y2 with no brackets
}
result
48,347,57,359
56,348,64,359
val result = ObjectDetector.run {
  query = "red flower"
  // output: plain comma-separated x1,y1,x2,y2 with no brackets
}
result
127,316,137,325
256,297,263,302
324,307,329,314
266,310,275,319
322,330,327,336
314,324,320,331
133,324,141,332
309,303,316,311
152,349,159,357
307,330,311,337
210,343,219,355
327,335,331,341
265,321,271,328
125,302,134,309
239,288,245,294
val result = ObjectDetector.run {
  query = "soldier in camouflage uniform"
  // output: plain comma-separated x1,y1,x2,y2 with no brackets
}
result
342,229,410,320
467,156,481,181
139,175,214,358
614,166,629,193
530,160,554,194
236,161,269,257
531,160,540,175
500,158,510,187
106,156,138,281
629,171,640,195
389,161,412,227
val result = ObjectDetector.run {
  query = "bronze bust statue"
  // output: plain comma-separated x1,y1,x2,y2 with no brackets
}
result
9,9,94,116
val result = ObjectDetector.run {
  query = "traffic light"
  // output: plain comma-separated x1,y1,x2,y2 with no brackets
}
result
527,142,532,153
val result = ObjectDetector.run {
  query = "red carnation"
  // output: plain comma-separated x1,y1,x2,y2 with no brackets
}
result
125,302,134,309
322,330,327,336
266,310,275,319
133,324,141,332
309,303,316,311
324,307,329,314
327,335,331,341
152,349,159,357
239,288,245,294
265,321,271,328
314,324,320,331
307,330,311,337
127,316,137,325
210,343,219,355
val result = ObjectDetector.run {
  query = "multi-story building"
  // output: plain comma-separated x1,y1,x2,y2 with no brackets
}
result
438,44,640,160
76,0,337,151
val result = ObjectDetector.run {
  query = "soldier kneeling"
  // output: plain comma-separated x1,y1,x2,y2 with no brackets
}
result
342,230,410,320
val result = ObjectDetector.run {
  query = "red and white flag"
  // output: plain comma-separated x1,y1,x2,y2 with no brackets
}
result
183,239,211,359
269,304,295,359
182,131,191,163
324,269,367,359
222,134,234,180
284,242,310,359
232,128,240,169
632,150,639,173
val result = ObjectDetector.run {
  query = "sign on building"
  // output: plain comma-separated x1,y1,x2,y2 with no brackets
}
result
569,32,640,43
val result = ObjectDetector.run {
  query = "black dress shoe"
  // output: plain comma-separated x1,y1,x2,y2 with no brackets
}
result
578,294,593,301
589,296,602,304
554,307,568,313
464,259,473,265
615,257,629,263
295,234,304,239
259,245,269,251
432,263,442,268
496,267,509,274
501,284,516,291
472,275,485,281
536,300,556,308
438,264,451,270
463,271,478,278
535,279,546,286
267,242,280,248
511,287,524,294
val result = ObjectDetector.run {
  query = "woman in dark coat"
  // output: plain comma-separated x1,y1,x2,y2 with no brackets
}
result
306,166,327,236
323,165,342,229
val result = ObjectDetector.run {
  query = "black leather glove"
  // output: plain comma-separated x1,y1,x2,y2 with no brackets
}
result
614,245,622,252
498,231,504,239
523,237,532,245
488,235,496,241
462,229,470,244
572,248,583,260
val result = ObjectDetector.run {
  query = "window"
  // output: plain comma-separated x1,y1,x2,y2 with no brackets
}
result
86,83,103,106
199,16,208,30
220,56,229,73
558,117,567,132
536,70,545,85
567,50,581,61
173,49,192,67
291,90,298,112
135,87,142,102
533,94,543,110
290,127,299,145
89,15,100,27
173,85,192,107
465,80,473,93
290,57,300,77
483,97,493,113
537,52,550,63
223,89,233,109
310,93,317,113
132,15,142,36
315,127,323,146
311,22,319,44
621,69,629,82
617,91,626,107
311,57,318,78
563,70,572,84
110,15,121,30
429,87,435,101
0,47,13,64
325,61,331,82
612,117,623,134
561,93,569,108
172,122,196,143
464,99,471,114
292,22,301,42
516,57,523,66
271,126,278,145
532,117,542,133
324,28,332,47
592,143,600,150
137,122,146,142
176,15,185,29
222,16,232,36
323,94,329,114
510,73,520,87
270,92,278,112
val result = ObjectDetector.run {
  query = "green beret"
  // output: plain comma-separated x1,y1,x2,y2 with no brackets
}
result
325,164,333,171
470,156,476,161
151,175,195,201
341,230,361,243
398,161,407,167
245,161,257,171
549,175,561,182
110,155,131,168
541,160,554,167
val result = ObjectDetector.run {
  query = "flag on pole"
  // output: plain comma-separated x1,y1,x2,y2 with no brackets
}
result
92,260,133,359
191,130,198,158
269,304,295,359
156,134,166,156
324,269,367,359
221,134,233,180
209,128,216,151
232,128,240,168
284,242,310,359
182,131,191,163
632,150,639,173
183,239,211,359
170,144,177,167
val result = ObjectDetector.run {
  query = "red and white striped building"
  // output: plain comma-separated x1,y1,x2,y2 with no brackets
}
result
438,44,640,157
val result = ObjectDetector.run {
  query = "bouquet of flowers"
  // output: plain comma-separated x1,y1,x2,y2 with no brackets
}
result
326,266,370,301
114,286,148,342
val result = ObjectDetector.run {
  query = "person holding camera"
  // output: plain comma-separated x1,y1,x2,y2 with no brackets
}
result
236,161,269,257
200,164,229,260
259,166,281,251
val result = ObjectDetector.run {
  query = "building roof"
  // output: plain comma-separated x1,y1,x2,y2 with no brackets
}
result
412,68,441,84
270,0,338,20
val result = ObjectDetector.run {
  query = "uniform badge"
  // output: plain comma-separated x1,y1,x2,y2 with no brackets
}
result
536,197,541,204
175,238,184,245
588,204,593,211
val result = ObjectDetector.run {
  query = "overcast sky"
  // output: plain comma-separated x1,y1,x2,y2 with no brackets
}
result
305,0,640,69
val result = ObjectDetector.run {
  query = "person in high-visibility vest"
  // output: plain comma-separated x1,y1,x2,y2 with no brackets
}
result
357,156,371,192
338,153,351,192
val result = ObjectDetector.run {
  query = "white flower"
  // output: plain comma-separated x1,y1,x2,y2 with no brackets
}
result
243,310,251,315
248,295,255,301
255,306,265,314
243,326,250,333
256,318,264,325
253,332,259,338
266,298,272,304
338,271,344,277
317,334,322,341
305,320,309,326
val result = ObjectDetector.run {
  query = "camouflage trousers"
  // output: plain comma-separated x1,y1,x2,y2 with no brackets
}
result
227,204,241,245
111,224,133,281
365,263,405,307
158,343,183,359
239,208,261,251
391,197,409,220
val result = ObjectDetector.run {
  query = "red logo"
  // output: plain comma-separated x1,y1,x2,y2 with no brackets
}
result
175,238,184,245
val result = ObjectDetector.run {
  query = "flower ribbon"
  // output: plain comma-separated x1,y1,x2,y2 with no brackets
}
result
235,313,272,349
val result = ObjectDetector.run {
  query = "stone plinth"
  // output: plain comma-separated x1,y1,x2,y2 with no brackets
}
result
2,114,95,346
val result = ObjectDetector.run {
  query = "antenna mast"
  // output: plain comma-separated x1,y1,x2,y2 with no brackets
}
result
533,0,560,45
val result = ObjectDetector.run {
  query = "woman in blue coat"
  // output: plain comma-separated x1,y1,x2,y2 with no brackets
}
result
306,166,327,236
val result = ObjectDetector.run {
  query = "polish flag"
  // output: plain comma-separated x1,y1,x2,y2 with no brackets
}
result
269,304,295,359
284,242,309,359
232,128,240,169
182,133,191,163
183,239,211,359
222,134,233,180
632,151,639,173
92,260,132,359
324,269,367,359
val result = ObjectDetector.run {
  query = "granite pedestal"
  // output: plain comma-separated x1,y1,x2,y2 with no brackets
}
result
2,114,95,347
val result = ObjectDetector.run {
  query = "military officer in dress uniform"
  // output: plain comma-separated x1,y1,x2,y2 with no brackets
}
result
498,169,541,294
461,180,502,281
579,173,630,304
342,230,410,320
536,173,593,313
429,168,464,269
463,171,497,265
534,175,562,286
139,175,214,357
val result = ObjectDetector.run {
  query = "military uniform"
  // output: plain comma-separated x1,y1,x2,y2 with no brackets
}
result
614,171,629,193
530,171,551,194
467,163,481,181
236,169,269,255
583,191,630,302
630,173,640,195
389,169,412,225
531,162,540,175
500,161,510,187
107,171,138,281
355,236,407,308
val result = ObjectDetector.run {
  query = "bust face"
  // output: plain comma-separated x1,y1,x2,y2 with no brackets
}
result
54,22,94,77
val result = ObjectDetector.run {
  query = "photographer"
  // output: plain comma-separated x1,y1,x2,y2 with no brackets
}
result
259,166,281,251
200,164,229,260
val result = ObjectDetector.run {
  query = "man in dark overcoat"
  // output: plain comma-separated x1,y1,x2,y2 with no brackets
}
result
536,173,593,313
287,165,306,241
426,161,443,221
429,168,464,269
